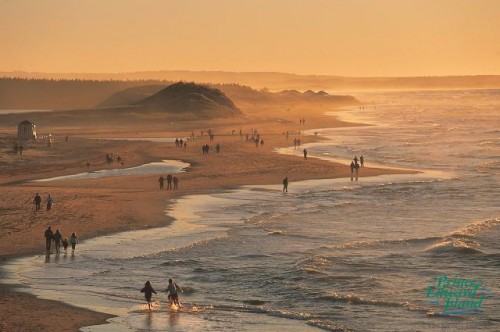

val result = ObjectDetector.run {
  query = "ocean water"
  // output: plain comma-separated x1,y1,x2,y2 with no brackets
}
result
2,89,499,331
0,109,53,115
34,160,189,182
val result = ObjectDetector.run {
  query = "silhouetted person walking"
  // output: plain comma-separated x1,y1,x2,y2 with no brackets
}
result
283,177,288,193
141,281,157,310
62,238,69,253
34,193,42,211
46,194,53,210
166,174,173,190
165,279,183,306
70,232,78,254
44,226,54,253
53,230,62,254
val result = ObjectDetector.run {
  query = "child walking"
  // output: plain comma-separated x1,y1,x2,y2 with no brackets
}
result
70,232,78,254
62,238,69,253
140,281,157,310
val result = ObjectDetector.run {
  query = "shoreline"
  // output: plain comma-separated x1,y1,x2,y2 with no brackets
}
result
2,170,437,332
0,109,414,331
2,173,427,332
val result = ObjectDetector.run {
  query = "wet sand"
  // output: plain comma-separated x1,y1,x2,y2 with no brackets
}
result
0,108,413,331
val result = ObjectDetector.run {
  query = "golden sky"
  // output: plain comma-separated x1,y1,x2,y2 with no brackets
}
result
1,0,499,76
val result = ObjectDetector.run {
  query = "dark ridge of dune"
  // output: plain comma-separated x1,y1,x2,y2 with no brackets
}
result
135,82,241,117
98,83,266,108
98,83,360,111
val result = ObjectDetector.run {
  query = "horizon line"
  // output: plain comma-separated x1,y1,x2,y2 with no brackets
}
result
1,70,500,79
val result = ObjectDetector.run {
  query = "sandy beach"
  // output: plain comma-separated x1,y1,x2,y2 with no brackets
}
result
0,107,412,331
2,1,499,329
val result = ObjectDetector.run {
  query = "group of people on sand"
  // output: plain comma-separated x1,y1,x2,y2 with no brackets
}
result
13,142,25,155
33,193,54,211
201,144,211,154
175,138,187,149
293,138,301,148
158,174,179,190
44,226,78,255
201,142,223,153
105,153,124,166
245,129,263,147
140,278,183,310
349,155,365,181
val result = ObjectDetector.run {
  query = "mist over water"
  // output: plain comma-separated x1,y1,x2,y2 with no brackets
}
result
3,89,499,331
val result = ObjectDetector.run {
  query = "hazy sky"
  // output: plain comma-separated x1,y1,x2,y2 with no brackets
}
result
1,0,499,76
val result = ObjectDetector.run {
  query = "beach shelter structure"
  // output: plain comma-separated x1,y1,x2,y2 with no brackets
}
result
17,120,37,140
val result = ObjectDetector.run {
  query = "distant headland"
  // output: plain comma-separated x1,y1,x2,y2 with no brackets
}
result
2,70,500,92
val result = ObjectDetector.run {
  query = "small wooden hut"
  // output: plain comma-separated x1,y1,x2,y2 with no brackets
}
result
17,120,37,140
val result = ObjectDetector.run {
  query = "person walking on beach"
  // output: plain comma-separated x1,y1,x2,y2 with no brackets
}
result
158,175,164,189
360,155,364,167
350,161,355,175
166,174,173,190
140,281,157,310
283,177,288,193
165,279,183,306
46,194,53,211
62,238,69,253
70,232,78,254
53,230,62,254
44,226,54,253
173,176,179,190
303,149,307,160
34,193,42,211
